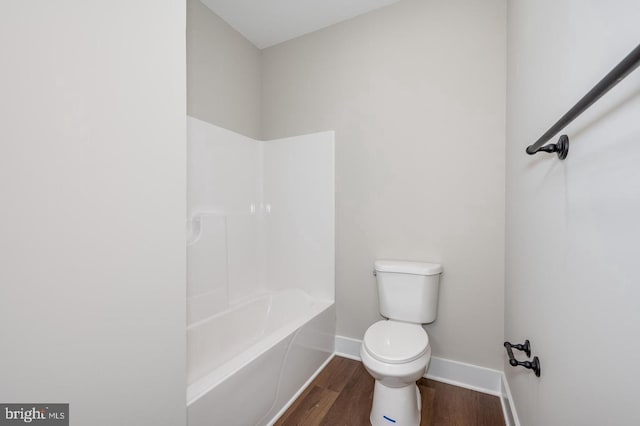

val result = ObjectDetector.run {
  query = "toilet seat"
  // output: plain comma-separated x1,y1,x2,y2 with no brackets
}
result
363,320,429,364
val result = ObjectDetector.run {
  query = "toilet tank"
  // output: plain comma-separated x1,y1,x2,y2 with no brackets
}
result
374,259,442,324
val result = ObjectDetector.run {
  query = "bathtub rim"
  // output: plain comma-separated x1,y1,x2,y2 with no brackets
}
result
187,291,334,405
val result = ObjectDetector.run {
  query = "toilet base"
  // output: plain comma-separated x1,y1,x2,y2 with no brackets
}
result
370,380,421,426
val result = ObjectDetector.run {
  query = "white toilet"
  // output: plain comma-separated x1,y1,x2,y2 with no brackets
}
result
361,259,442,426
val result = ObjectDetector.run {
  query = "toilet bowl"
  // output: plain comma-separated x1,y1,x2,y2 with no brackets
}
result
361,320,431,426
362,259,442,426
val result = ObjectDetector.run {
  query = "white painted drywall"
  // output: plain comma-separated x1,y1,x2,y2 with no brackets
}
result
0,2,187,425
187,0,262,139
199,0,401,49
506,0,640,424
262,0,506,369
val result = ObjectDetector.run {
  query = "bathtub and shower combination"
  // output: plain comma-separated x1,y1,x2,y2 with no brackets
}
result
186,117,335,426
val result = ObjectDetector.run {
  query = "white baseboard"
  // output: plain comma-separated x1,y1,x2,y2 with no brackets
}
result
334,335,362,361
500,372,520,426
335,335,502,395
426,356,502,397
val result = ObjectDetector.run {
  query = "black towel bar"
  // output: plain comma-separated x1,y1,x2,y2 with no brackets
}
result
526,43,640,160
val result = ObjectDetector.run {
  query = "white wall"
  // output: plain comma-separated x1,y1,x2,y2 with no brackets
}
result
506,1,640,424
187,0,262,138
262,0,506,369
0,2,186,426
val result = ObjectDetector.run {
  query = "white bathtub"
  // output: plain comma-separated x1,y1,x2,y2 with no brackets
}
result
187,289,335,426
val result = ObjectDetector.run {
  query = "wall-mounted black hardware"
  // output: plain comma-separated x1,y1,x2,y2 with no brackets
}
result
526,43,640,160
504,339,531,358
504,340,541,377
526,135,569,160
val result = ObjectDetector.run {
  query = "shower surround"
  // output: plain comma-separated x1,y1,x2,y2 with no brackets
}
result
186,117,335,426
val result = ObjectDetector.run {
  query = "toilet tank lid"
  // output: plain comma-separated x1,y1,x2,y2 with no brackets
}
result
374,259,442,276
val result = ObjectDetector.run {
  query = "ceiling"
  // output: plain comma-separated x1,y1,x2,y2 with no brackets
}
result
199,0,402,49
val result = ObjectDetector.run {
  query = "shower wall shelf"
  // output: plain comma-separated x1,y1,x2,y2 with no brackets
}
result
526,43,640,160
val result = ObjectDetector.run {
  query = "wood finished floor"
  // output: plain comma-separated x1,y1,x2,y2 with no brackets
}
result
275,356,505,426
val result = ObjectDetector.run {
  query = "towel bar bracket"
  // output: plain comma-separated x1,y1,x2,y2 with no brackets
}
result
526,135,569,160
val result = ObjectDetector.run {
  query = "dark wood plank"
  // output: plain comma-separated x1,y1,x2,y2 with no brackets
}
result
274,382,318,425
418,378,505,426
418,378,436,426
475,391,505,426
313,356,360,392
423,379,471,425
275,385,339,426
319,361,373,426
275,356,505,426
